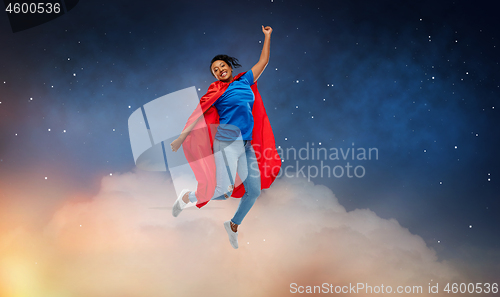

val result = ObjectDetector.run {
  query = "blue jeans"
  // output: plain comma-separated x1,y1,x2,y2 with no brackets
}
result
188,139,261,225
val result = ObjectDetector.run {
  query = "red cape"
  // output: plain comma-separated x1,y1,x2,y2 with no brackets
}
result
182,72,281,208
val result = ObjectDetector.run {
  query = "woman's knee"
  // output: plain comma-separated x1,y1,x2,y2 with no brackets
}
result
246,184,261,199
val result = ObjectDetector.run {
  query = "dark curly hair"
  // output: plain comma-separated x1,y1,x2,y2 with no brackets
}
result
210,54,242,77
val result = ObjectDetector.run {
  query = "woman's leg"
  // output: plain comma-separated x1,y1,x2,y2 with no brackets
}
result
187,139,244,203
174,139,244,219
230,141,261,229
213,139,245,199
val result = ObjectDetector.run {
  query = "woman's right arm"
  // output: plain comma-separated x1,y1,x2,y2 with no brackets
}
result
171,81,220,152
170,115,203,152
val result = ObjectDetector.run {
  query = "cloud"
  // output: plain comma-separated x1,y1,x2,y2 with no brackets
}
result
0,169,470,296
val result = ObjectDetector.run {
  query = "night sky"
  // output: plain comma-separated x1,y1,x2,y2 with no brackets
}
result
0,0,499,295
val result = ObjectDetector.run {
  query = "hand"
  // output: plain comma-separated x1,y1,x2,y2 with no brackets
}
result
262,25,272,36
170,137,183,152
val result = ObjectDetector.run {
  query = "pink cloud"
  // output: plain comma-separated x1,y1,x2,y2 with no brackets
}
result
0,169,471,296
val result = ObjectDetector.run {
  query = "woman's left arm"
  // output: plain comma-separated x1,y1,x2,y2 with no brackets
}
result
251,25,273,83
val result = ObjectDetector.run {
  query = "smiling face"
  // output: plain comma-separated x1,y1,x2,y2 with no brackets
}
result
211,60,233,82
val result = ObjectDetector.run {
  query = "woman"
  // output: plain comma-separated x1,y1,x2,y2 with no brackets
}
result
170,25,280,249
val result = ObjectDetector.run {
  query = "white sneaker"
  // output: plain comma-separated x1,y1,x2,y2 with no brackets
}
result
223,220,239,249
172,189,189,217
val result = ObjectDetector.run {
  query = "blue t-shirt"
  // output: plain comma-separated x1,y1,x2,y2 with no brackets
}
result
214,70,255,141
